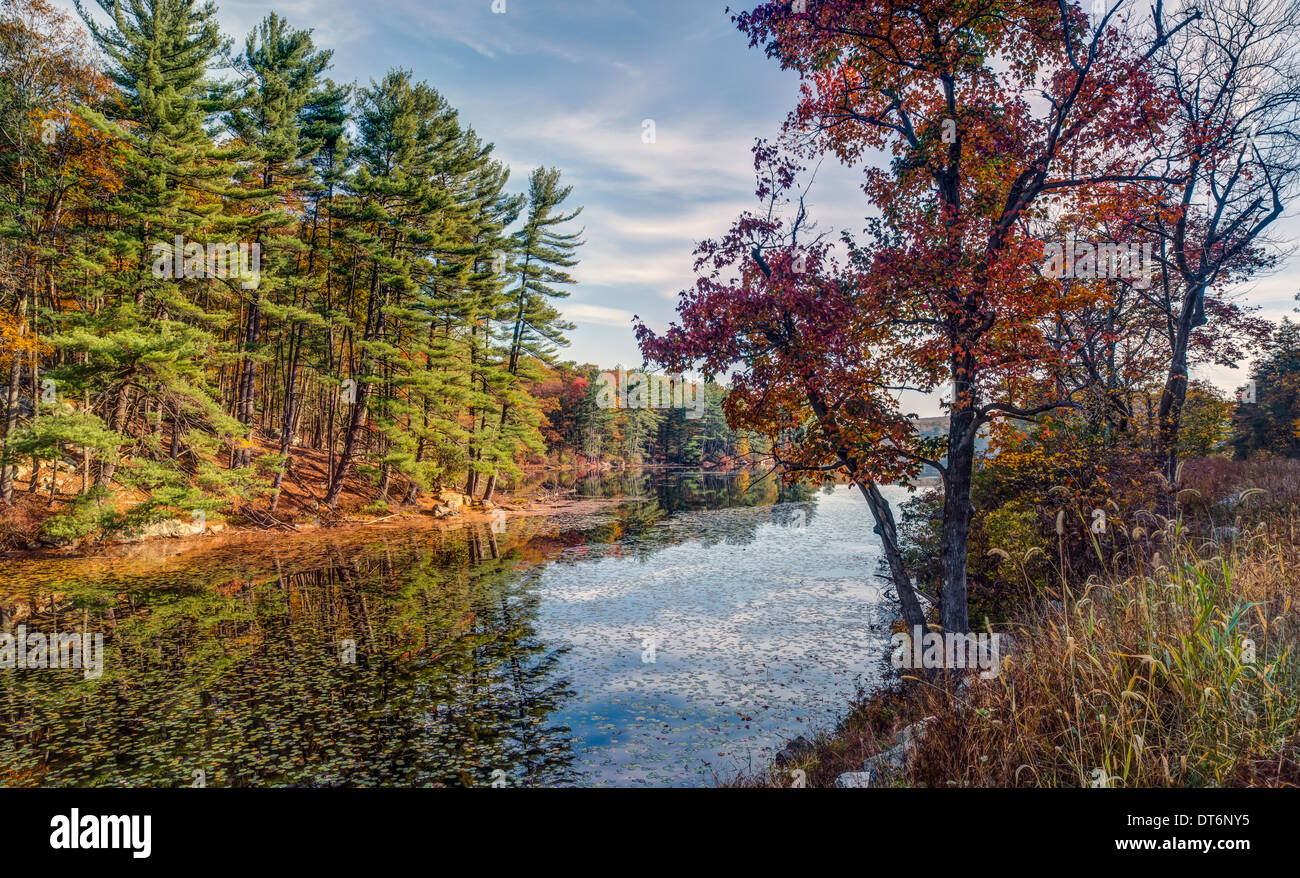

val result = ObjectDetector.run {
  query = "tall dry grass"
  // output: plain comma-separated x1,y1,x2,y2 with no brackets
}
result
901,517,1299,787
735,462,1300,788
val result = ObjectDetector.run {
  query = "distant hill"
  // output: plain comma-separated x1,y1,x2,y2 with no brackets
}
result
912,416,948,438
908,415,989,479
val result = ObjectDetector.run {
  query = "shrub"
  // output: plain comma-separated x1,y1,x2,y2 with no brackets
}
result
39,486,122,543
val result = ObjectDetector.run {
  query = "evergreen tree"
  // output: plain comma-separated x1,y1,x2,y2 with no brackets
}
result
71,0,235,490
1233,319,1300,459
482,166,582,500
222,12,330,468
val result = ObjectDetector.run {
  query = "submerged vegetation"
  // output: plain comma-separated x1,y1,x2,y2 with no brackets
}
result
0,470,825,787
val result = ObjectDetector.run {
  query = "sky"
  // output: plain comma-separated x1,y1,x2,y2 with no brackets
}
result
58,0,1300,416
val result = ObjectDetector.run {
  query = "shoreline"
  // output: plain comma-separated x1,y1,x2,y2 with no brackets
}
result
2,461,776,560
0,491,634,562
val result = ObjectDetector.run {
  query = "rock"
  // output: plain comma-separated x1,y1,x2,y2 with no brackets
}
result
841,721,931,785
893,718,934,750
774,735,815,766
436,491,468,511
33,533,79,549
833,771,875,789
863,743,909,777
1212,525,1240,544
431,504,457,518
114,517,223,543
1216,493,1242,508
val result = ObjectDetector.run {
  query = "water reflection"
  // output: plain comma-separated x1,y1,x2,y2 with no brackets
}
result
0,471,895,787
536,468,817,516
1,527,576,787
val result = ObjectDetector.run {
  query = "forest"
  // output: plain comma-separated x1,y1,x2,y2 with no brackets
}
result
0,0,762,548
3,0,1300,792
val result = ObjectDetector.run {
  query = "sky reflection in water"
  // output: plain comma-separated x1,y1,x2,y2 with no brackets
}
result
0,472,904,787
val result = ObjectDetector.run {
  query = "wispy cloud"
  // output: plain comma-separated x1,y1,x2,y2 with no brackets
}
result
54,0,1298,411
564,302,638,328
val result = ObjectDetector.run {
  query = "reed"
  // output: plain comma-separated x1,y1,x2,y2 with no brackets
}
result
731,466,1300,788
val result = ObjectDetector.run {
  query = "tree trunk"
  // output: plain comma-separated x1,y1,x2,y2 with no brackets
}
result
82,389,91,494
807,388,928,635
233,292,261,469
464,452,479,498
98,371,134,487
860,481,928,633
325,375,369,508
939,403,977,636
1,290,29,504
28,320,39,492
325,257,382,509
270,323,305,512
1,355,21,504
1154,283,1201,486
1155,280,1204,498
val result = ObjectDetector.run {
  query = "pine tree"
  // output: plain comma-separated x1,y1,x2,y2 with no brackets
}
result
324,70,483,508
267,77,350,510
3,1,605,526
222,12,330,469
71,0,234,490
482,166,582,500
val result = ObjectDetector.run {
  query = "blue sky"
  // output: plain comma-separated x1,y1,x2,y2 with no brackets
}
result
208,0,849,371
63,0,870,375
59,0,1300,414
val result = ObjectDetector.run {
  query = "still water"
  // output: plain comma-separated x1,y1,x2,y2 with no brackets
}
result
0,471,906,787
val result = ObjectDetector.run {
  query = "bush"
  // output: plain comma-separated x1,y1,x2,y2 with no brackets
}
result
39,486,122,543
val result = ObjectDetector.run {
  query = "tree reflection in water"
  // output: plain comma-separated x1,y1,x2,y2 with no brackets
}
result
0,469,819,787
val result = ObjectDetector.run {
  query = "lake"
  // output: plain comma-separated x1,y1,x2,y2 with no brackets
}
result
0,471,907,787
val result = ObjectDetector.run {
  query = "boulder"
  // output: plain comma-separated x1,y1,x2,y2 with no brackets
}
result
114,518,224,543
436,491,468,511
774,735,815,767
863,743,909,777
893,718,934,750
839,719,932,787
833,771,875,789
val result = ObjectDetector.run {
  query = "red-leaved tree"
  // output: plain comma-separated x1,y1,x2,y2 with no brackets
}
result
638,0,1200,636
